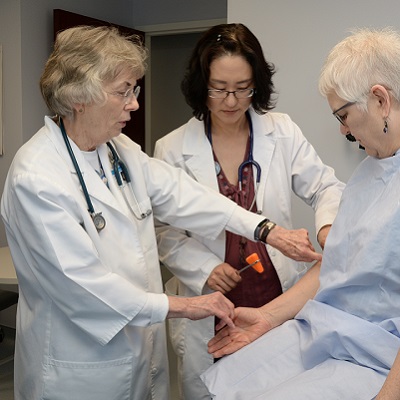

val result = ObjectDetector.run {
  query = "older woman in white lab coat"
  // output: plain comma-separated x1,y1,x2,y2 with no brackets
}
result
0,26,320,400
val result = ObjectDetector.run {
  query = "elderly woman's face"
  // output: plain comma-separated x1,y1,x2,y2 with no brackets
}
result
328,91,390,158
83,69,139,146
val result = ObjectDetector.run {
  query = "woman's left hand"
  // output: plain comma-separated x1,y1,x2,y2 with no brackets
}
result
266,225,322,262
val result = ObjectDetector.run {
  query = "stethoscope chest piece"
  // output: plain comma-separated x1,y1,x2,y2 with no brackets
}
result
91,212,106,232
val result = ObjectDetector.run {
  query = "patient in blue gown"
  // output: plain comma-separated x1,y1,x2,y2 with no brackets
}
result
201,28,400,400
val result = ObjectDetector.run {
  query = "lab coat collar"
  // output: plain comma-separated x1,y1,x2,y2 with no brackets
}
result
250,110,277,210
44,116,131,217
178,110,277,208
181,117,219,191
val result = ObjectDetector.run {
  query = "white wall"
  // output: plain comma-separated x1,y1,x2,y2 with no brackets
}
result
228,0,400,245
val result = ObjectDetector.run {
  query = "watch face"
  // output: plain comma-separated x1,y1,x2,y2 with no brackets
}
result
266,221,275,230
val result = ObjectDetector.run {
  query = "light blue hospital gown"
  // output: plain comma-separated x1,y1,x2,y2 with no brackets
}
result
201,152,400,399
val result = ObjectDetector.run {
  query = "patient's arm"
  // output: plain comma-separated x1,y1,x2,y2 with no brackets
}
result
375,349,400,399
208,261,321,358
317,224,331,249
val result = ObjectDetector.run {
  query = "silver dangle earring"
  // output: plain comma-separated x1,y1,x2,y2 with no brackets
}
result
383,120,388,134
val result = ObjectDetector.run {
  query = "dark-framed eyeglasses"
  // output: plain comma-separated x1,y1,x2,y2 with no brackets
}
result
332,101,356,125
207,88,255,99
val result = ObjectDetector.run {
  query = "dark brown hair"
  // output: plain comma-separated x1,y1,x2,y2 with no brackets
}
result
181,23,276,120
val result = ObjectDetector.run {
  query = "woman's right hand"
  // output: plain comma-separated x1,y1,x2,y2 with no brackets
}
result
207,263,242,294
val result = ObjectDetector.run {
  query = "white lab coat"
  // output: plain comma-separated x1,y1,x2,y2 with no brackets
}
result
154,109,345,399
0,117,264,400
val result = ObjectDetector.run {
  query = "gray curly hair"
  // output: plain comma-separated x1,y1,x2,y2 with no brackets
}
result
40,25,148,118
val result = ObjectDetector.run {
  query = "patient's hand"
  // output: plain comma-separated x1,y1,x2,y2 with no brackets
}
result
208,307,271,358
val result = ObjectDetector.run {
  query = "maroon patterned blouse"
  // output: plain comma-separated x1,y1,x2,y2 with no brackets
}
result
214,137,282,309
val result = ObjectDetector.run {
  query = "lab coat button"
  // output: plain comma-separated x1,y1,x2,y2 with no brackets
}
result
151,367,158,375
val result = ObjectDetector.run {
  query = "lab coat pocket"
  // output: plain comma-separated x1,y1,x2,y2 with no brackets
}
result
42,356,133,400
165,277,186,357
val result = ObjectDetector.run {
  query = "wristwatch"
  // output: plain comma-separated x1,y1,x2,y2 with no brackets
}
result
260,220,276,243
254,219,276,242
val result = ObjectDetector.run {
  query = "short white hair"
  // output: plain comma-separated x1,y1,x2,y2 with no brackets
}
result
319,27,400,111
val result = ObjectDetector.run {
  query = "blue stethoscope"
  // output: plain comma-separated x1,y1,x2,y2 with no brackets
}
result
207,111,262,211
60,117,152,232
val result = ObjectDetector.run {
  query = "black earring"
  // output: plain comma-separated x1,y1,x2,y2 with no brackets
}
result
383,120,388,134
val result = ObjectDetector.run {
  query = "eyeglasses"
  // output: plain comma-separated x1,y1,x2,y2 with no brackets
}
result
332,101,356,125
207,88,255,99
106,86,141,102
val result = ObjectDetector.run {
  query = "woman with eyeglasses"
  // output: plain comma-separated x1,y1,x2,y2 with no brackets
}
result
201,27,400,400
0,26,323,400
154,23,344,400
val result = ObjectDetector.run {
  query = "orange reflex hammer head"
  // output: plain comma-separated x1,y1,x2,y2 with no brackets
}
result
245,253,264,273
